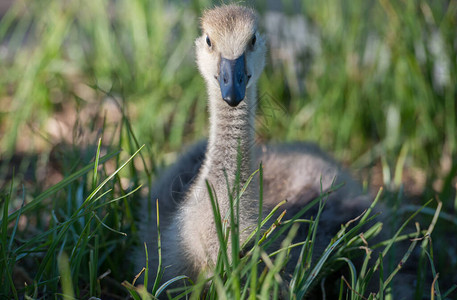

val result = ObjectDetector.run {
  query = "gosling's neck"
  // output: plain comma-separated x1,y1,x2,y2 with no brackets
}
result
177,84,258,274
201,84,257,204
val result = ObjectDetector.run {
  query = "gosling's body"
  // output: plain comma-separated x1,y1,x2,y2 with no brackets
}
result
135,4,371,287
136,142,369,283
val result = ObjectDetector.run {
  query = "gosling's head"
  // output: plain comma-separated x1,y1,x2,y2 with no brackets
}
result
196,5,266,107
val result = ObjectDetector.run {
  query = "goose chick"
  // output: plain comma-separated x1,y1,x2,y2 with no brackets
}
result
135,4,372,289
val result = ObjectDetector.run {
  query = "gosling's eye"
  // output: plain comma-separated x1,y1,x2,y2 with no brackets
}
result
251,34,256,46
206,35,212,47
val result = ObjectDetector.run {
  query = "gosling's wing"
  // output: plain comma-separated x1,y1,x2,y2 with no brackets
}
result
150,140,207,214
260,142,365,210
259,142,373,253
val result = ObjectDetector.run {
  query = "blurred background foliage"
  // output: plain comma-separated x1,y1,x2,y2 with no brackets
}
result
0,0,456,297
0,0,455,178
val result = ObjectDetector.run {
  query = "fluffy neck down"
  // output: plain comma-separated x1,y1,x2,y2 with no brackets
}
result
178,84,258,275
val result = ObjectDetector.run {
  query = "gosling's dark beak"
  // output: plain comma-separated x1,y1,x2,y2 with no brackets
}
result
218,54,247,107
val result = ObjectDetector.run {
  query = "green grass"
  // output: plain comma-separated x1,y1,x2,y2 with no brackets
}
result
1,0,456,298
